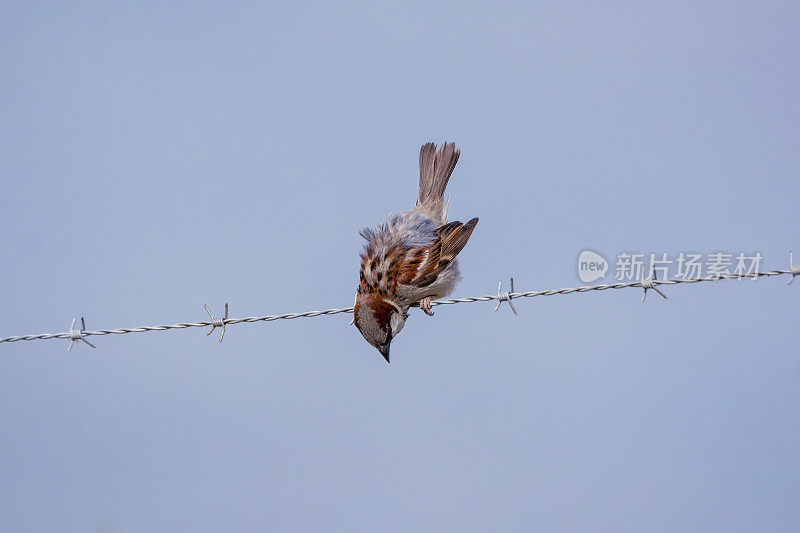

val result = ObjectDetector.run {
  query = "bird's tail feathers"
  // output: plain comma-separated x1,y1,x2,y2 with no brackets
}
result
415,142,460,223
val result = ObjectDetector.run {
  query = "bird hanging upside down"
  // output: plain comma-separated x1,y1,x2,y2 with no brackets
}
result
353,142,479,363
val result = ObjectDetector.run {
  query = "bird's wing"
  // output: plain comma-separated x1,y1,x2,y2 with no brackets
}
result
398,217,479,287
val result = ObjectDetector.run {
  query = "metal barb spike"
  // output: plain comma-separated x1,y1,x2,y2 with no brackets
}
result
67,316,95,351
641,266,668,302
204,303,228,342
788,251,800,286
494,277,518,314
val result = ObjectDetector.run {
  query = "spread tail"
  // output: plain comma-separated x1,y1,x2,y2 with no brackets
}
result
415,142,460,223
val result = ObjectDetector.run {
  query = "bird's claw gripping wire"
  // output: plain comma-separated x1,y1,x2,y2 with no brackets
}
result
205,303,228,342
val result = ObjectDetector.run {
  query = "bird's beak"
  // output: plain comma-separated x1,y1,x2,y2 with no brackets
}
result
377,342,391,363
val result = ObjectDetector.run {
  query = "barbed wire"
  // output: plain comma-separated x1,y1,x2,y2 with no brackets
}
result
1,254,798,348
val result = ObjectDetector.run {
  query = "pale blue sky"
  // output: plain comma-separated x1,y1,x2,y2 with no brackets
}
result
1,2,799,532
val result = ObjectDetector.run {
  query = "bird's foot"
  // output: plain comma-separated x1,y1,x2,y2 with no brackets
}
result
419,297,434,316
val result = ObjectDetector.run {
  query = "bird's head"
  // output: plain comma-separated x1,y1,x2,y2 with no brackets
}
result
353,293,408,363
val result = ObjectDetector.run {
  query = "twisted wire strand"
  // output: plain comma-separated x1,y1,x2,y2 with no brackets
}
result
0,269,794,345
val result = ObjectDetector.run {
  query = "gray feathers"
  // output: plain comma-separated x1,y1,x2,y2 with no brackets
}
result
359,211,437,250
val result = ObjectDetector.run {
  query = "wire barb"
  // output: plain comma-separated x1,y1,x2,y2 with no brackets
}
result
494,277,518,314
640,267,667,303
204,303,228,342
788,251,800,286
67,317,96,351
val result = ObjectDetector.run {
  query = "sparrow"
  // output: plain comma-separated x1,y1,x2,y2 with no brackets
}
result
354,142,478,363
